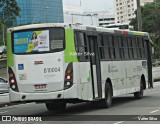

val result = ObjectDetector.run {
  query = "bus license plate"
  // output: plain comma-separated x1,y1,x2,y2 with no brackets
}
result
34,84,47,89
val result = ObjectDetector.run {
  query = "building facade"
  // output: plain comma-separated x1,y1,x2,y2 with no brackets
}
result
140,0,154,6
14,0,64,25
63,5,99,26
115,0,154,24
83,11,116,26
97,11,116,26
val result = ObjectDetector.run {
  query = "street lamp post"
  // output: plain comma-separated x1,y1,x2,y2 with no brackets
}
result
86,14,98,26
91,15,93,25
136,0,142,31
86,14,93,25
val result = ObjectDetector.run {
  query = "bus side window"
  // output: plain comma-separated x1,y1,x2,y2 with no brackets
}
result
103,34,110,60
76,32,88,62
132,37,138,59
122,36,129,59
128,37,134,59
98,35,105,60
141,38,146,59
143,38,147,59
113,35,120,60
137,37,143,59
108,35,115,59
119,36,124,60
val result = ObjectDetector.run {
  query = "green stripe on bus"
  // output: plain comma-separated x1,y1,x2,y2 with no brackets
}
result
7,33,14,67
64,29,78,63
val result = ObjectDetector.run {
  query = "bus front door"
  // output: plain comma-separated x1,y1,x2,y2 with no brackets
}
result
88,36,102,99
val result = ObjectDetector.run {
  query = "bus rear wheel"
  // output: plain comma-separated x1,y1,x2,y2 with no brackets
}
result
102,83,112,108
45,101,66,111
134,80,144,99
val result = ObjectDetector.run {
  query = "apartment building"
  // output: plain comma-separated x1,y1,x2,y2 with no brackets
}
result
63,5,99,26
115,0,154,24
140,0,154,6
84,11,116,26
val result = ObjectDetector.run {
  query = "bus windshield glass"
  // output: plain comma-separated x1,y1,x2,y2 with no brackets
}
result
12,28,65,54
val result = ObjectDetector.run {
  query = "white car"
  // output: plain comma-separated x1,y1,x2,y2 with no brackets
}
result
0,78,9,94
0,46,7,59
0,46,6,53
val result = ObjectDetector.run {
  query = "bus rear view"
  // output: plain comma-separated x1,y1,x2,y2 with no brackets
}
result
7,24,75,111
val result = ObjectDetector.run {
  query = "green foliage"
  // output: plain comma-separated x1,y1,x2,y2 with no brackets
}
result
0,0,20,23
0,0,20,45
130,2,160,59
130,2,160,34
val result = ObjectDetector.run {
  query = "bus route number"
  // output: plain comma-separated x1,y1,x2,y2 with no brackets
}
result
44,67,60,73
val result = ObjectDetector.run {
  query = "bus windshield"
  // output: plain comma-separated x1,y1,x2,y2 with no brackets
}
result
12,28,65,54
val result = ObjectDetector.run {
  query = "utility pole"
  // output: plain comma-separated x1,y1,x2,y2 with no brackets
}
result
136,0,142,31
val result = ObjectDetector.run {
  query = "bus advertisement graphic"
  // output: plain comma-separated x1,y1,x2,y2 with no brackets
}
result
13,30,49,53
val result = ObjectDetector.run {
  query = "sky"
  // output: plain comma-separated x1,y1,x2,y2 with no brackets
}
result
63,0,114,14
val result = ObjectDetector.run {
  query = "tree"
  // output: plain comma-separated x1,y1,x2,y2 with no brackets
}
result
130,2,160,34
0,0,20,22
130,2,160,59
0,0,20,45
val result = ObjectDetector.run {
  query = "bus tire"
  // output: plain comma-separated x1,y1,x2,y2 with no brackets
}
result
134,80,144,99
45,101,66,111
102,83,112,108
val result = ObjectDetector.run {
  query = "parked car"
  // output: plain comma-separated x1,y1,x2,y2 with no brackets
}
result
0,46,6,53
0,78,9,94
0,46,7,59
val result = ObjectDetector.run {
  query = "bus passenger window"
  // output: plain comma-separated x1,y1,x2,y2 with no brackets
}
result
76,32,88,62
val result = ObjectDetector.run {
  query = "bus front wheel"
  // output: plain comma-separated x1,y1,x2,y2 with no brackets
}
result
134,80,144,99
45,101,66,111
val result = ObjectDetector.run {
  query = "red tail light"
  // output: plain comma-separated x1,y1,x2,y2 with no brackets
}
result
64,63,73,89
8,67,19,92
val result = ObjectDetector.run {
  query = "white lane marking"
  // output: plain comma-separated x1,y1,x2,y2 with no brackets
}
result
113,121,124,124
150,110,159,114
0,111,8,114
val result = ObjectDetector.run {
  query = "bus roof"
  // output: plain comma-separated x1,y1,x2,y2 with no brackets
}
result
8,23,149,37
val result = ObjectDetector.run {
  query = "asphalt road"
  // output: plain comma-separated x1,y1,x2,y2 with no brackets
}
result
0,82,160,124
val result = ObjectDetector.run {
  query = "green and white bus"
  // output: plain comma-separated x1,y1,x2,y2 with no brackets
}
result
7,23,153,111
